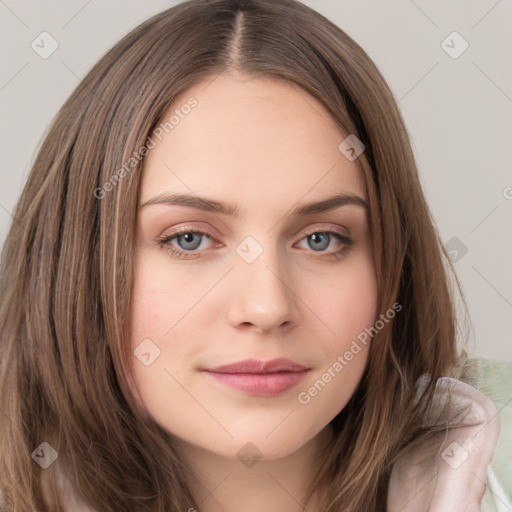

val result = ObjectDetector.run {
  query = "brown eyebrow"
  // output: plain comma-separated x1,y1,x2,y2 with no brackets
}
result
139,192,369,218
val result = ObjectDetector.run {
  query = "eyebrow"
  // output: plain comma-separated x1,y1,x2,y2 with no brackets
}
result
139,192,369,217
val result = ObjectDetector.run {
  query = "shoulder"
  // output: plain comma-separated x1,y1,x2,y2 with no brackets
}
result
387,376,501,512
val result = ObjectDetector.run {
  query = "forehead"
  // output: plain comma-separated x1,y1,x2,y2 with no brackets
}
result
139,74,366,210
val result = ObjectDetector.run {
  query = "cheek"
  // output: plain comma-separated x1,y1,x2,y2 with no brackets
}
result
128,256,217,412
128,264,174,410
314,251,378,347
130,260,194,339
303,251,378,398
288,249,378,415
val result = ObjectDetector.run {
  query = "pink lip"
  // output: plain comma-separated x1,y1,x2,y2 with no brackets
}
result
201,358,310,397
203,358,309,374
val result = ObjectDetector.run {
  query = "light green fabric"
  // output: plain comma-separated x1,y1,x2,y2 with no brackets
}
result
463,359,512,511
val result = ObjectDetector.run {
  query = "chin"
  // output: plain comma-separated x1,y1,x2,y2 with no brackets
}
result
174,428,313,464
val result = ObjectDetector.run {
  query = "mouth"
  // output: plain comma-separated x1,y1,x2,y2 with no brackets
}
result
200,358,311,397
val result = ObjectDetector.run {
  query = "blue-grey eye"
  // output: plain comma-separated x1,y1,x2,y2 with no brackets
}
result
176,232,203,250
307,232,331,251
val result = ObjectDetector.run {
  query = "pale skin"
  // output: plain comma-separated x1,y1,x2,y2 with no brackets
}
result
129,72,378,512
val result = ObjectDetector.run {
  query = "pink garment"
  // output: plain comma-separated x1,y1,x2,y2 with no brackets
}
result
387,377,501,511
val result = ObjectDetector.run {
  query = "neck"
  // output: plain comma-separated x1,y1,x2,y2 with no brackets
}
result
174,423,334,512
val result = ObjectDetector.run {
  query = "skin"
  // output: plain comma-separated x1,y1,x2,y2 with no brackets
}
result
129,71,378,512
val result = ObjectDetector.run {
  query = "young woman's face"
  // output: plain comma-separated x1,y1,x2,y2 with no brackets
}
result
129,73,378,460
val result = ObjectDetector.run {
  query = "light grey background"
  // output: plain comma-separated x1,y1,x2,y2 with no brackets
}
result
1,0,511,359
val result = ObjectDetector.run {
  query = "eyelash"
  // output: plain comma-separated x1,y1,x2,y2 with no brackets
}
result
156,226,354,260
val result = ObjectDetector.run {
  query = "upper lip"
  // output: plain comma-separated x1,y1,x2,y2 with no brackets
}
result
202,358,309,374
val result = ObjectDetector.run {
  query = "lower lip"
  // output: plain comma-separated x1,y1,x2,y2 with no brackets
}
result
202,370,310,396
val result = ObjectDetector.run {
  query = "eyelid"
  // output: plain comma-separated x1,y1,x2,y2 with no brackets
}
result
297,222,350,239
158,223,219,242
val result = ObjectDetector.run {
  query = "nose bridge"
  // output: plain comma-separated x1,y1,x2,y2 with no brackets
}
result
227,233,298,331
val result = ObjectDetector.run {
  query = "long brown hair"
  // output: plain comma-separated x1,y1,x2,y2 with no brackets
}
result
0,0,468,510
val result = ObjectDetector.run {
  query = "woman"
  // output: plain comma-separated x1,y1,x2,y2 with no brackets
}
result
0,0,500,510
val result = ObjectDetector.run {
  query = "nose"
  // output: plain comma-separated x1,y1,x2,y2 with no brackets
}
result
226,243,300,334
